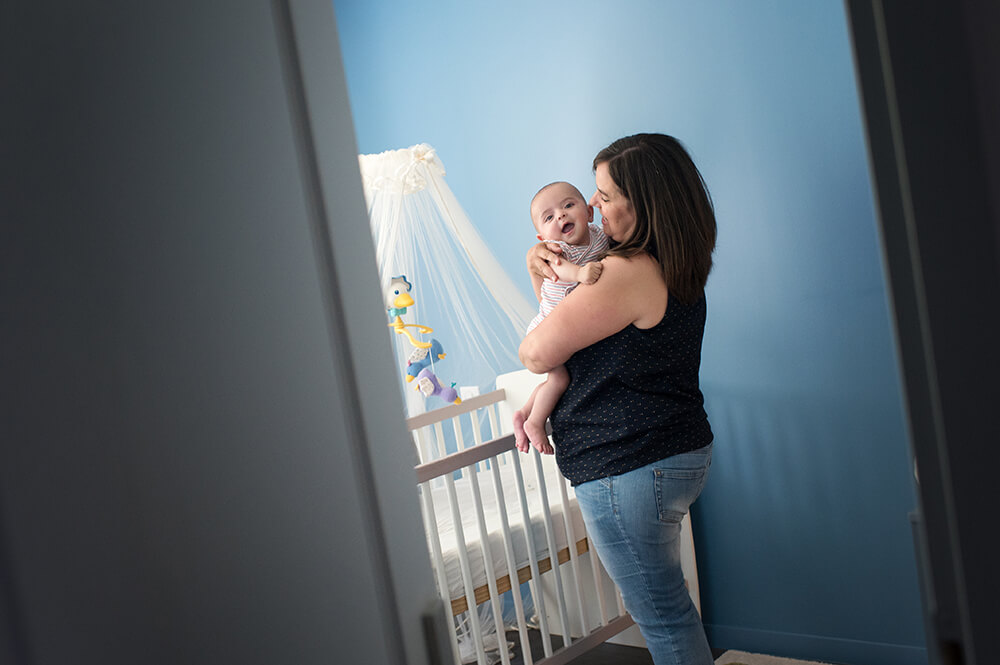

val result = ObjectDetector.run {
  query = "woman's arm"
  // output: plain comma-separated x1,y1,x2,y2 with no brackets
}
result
518,253,667,373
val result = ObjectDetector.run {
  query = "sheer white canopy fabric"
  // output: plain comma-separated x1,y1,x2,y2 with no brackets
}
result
359,144,536,416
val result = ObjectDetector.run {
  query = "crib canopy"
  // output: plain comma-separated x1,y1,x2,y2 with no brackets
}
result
359,144,536,416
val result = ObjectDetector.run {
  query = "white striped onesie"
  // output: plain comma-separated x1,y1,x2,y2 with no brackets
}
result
526,223,610,334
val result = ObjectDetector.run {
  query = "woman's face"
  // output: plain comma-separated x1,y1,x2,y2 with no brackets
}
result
590,162,637,243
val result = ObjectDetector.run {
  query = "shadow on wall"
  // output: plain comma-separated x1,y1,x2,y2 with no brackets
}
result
694,384,924,659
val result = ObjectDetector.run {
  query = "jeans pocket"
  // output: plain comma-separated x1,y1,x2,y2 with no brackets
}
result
653,465,709,524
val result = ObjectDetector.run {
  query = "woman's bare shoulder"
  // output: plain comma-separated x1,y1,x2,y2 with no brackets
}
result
601,253,667,327
601,252,662,282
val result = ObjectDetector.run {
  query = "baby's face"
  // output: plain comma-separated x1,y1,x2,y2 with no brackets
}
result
531,183,593,246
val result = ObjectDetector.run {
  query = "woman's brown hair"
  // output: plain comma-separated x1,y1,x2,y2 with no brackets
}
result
593,133,716,304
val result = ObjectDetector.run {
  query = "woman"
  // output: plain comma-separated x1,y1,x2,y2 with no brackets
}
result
518,133,717,665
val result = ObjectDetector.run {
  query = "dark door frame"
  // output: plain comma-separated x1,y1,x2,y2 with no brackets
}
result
845,2,1000,664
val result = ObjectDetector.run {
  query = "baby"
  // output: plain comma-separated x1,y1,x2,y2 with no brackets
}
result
514,181,609,453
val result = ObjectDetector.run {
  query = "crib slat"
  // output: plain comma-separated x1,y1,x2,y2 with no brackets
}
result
443,472,488,665
420,480,463,664
466,409,510,662
465,456,511,665
432,421,448,459
487,450,534,665
452,416,466,451
411,430,423,465
531,449,573,646
468,408,487,475
414,427,433,466
511,452,553,657
486,403,504,465
470,410,485,448
555,473,589,635
451,417,468,480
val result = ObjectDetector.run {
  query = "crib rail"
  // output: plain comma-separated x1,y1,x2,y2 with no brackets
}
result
407,391,635,665
415,431,514,484
406,388,506,431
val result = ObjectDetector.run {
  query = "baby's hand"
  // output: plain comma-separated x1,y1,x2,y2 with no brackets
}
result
579,261,604,285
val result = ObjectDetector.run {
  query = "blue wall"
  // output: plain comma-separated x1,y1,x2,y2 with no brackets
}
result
333,2,926,663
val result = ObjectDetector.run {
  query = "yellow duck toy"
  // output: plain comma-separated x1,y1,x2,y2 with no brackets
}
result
385,275,433,349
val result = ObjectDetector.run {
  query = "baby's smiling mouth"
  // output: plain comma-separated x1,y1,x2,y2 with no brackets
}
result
561,222,575,235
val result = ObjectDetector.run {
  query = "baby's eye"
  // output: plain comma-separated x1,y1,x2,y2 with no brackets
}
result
544,214,553,222
565,202,574,208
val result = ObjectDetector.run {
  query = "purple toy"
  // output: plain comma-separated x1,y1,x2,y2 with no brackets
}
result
414,368,461,405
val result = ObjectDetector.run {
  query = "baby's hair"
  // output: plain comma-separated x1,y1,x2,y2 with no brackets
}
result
530,181,586,213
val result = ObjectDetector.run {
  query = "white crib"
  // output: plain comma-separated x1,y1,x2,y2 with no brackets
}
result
408,370,702,665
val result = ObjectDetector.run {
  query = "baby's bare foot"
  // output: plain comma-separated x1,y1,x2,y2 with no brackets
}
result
524,418,553,455
513,410,529,452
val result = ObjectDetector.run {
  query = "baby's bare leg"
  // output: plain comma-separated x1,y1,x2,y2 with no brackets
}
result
523,365,569,455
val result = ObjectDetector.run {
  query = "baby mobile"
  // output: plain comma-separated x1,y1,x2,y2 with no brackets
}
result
385,275,462,406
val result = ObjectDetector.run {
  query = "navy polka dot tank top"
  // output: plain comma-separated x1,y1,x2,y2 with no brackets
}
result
550,293,713,486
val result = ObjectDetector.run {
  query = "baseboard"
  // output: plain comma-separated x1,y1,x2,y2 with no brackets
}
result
704,623,928,665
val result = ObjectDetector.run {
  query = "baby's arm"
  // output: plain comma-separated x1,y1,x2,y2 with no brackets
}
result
551,258,603,285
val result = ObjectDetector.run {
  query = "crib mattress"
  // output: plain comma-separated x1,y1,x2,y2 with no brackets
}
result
420,455,586,607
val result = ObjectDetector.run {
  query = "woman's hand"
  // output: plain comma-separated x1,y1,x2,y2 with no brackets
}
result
526,241,563,282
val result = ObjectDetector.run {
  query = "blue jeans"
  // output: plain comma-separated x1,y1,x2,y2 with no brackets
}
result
574,444,714,665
